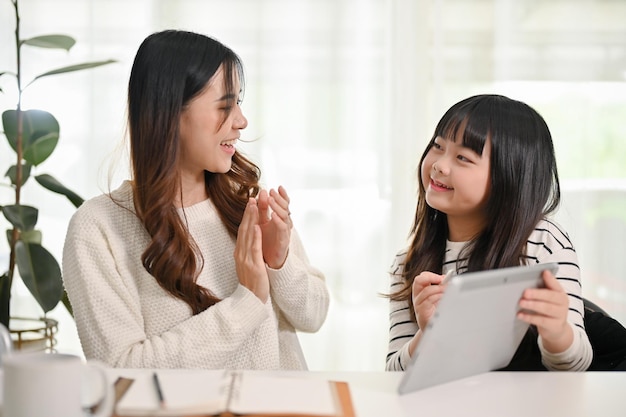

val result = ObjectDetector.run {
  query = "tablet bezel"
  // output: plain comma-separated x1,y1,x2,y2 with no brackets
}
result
397,262,559,395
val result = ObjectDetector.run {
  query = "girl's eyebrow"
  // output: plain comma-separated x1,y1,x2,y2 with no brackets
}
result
437,135,483,156
459,143,482,155
459,142,477,150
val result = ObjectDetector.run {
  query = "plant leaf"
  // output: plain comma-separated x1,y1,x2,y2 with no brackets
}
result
22,35,75,51
5,229,41,246
2,109,60,165
23,131,59,165
61,290,73,317
5,163,32,187
0,273,10,328
15,241,63,313
1,204,38,231
32,59,116,81
19,230,42,245
35,174,84,208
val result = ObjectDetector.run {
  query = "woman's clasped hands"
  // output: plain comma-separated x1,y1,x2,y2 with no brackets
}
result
234,186,293,302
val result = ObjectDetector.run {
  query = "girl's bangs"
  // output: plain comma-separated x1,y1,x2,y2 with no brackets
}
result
434,112,488,156
459,115,489,156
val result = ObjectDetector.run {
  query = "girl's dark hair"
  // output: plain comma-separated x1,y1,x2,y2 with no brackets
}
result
390,94,560,309
127,30,260,314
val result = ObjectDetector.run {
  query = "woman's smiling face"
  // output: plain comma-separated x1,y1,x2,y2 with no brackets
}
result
179,65,248,178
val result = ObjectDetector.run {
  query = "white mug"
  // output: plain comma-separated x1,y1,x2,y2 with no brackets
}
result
2,352,113,417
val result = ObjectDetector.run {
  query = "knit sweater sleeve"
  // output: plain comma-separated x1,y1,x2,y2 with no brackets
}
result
385,252,418,371
62,197,270,369
266,229,330,333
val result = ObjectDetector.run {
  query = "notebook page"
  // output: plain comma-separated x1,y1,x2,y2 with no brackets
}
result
231,373,337,416
115,370,227,416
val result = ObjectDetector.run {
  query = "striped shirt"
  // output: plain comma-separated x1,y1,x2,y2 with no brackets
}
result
386,218,593,372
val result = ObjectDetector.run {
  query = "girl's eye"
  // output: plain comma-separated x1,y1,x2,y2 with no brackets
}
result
432,142,443,150
457,154,474,163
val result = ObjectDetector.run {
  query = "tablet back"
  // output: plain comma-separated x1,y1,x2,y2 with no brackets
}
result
397,262,558,395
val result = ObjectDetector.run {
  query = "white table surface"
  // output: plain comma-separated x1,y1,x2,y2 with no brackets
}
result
107,368,626,417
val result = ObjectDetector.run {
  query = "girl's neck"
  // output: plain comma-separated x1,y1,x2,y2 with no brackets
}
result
446,215,486,242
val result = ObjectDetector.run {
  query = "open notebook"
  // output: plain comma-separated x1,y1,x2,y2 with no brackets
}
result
114,370,354,417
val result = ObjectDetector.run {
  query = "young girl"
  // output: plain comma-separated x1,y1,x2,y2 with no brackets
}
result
62,30,329,369
386,94,592,372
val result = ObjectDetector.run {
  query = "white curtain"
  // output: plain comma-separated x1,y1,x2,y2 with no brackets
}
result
1,0,625,371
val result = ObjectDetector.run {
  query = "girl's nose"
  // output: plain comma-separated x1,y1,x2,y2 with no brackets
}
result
432,158,450,175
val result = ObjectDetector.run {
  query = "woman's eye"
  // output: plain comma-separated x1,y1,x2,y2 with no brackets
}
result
457,154,472,163
432,142,442,150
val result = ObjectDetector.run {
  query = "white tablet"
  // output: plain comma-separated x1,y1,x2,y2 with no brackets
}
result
397,262,558,395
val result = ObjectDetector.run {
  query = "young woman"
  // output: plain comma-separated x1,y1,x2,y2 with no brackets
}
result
386,94,592,372
62,30,329,369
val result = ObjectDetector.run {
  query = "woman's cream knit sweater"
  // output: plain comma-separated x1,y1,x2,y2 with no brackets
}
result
62,181,329,369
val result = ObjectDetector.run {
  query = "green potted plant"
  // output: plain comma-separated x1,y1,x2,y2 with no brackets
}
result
0,0,115,343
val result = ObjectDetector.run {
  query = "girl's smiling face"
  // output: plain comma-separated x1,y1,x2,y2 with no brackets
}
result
421,129,491,241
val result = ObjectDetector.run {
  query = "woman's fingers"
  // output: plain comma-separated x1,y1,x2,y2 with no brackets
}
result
268,186,292,228
234,198,269,301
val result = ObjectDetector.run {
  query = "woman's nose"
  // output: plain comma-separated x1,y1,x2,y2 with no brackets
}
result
233,107,248,130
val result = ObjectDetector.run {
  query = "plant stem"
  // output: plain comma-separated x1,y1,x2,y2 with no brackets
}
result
13,0,23,202
7,0,23,313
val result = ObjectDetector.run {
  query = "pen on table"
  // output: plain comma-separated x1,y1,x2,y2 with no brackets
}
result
153,372,165,408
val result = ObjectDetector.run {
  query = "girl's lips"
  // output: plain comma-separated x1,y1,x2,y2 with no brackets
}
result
430,178,452,191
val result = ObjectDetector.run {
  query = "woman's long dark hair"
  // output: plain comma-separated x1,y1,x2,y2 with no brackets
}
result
390,94,561,311
127,30,260,314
